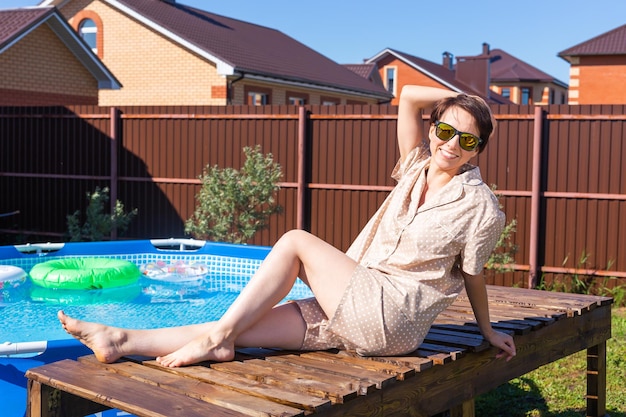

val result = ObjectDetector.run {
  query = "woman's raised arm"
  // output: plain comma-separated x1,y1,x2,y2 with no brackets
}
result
396,85,458,162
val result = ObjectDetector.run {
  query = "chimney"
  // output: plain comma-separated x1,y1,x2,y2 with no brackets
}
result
455,44,491,97
442,52,454,70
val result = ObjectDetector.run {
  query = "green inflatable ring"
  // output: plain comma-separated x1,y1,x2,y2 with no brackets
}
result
29,257,141,290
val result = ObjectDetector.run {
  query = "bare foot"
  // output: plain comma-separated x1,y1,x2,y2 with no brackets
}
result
156,332,235,367
58,310,127,363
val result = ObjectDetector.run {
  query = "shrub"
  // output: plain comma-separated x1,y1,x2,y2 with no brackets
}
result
66,186,137,242
185,145,282,244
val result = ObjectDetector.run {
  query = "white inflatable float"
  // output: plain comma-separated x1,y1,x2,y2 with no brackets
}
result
0,265,27,289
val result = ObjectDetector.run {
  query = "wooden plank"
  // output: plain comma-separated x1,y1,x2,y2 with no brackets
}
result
25,360,247,417
301,350,418,380
426,328,490,350
264,354,395,391
138,359,332,412
210,359,358,404
78,355,305,417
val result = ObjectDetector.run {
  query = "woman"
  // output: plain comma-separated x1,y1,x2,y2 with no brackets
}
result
59,85,517,367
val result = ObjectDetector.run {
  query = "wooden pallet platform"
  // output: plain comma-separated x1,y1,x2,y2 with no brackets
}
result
26,285,613,417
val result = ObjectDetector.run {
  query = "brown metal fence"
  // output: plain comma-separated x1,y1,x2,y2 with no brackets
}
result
1,104,625,288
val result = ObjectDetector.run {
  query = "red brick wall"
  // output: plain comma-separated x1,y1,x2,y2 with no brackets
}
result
569,55,626,104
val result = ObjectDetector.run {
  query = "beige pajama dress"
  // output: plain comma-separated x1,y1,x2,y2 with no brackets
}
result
293,147,505,356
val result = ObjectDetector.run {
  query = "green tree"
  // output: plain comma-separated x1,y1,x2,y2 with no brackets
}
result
185,145,283,244
66,186,137,241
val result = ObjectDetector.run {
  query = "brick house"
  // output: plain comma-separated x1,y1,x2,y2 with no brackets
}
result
365,45,512,106
39,0,392,107
488,48,568,105
0,6,119,106
559,24,626,104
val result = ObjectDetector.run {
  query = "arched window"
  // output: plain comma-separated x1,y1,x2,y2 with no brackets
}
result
78,19,98,54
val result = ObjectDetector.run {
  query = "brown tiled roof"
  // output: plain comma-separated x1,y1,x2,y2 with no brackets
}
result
559,24,626,58
0,6,53,48
369,48,512,104
344,63,377,79
489,48,566,86
81,0,392,100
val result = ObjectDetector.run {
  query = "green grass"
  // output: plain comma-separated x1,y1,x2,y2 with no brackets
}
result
476,307,626,417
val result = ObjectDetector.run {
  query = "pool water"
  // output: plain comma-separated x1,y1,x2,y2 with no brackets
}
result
1,277,242,342
0,241,313,344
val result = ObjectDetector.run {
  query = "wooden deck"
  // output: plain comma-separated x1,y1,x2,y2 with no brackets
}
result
26,285,613,417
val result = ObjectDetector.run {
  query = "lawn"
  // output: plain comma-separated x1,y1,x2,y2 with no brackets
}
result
476,307,626,416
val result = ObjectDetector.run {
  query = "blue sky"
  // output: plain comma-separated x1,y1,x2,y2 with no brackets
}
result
3,0,625,84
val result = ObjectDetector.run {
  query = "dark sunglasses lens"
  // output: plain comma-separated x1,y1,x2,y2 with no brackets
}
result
436,123,455,140
460,134,479,150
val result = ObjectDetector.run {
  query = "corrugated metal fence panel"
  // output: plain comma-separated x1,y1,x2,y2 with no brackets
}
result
306,104,399,250
115,105,301,242
542,104,626,281
0,106,112,240
476,105,535,286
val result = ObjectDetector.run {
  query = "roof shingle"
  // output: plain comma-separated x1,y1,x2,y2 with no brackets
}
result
559,24,626,58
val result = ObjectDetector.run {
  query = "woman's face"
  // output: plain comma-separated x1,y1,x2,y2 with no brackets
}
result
428,106,480,176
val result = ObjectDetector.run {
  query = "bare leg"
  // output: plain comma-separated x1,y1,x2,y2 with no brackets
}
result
59,302,306,363
60,230,357,367
58,310,215,363
157,230,357,367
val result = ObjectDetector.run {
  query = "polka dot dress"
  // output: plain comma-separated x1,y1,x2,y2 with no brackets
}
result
293,147,505,356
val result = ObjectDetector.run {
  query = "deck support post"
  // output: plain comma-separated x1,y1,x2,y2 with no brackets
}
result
586,342,607,417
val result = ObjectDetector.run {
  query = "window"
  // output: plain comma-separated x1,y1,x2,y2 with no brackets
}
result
521,87,532,105
320,96,340,105
501,87,510,100
244,86,271,105
289,97,305,105
385,66,396,95
79,19,98,54
247,92,268,105
72,11,103,58
286,91,308,105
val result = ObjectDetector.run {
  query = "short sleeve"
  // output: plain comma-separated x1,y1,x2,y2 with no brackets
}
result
392,145,428,182
461,209,505,276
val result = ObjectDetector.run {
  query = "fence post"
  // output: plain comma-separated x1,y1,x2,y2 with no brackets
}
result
297,106,307,230
528,106,545,288
109,107,120,240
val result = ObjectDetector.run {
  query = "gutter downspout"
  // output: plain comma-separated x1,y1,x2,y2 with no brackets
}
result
528,106,544,288
227,73,245,105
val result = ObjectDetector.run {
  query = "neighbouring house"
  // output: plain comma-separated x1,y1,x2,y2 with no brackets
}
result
488,48,568,105
39,0,392,106
0,6,119,106
559,23,626,104
365,44,512,106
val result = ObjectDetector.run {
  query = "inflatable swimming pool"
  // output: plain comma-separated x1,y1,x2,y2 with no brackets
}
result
0,238,313,417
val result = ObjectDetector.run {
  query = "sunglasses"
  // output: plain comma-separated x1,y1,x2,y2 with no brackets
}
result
433,121,483,152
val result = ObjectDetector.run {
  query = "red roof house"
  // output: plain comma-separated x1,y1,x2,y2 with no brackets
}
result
559,24,626,104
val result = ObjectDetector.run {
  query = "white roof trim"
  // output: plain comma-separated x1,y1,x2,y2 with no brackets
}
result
242,73,389,100
1,7,120,89
366,48,463,93
44,11,121,89
104,0,235,75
